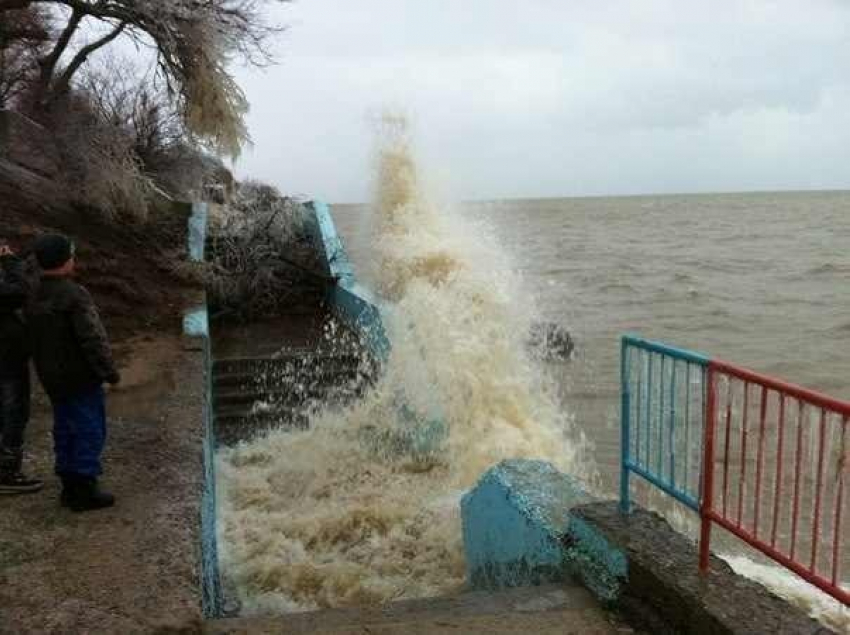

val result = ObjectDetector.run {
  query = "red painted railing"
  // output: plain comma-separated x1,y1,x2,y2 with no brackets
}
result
699,360,849,605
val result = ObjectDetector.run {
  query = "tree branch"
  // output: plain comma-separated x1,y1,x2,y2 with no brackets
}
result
49,19,126,98
38,6,82,93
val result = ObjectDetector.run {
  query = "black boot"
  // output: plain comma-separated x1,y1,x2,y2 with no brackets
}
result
0,449,43,495
0,470,44,494
67,476,114,512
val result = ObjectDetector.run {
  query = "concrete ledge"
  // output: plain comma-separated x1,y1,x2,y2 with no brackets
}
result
310,200,390,362
569,502,830,635
183,201,221,618
461,459,593,589
462,460,831,634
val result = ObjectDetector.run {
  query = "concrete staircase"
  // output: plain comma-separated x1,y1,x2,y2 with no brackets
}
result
212,350,376,447
204,583,633,635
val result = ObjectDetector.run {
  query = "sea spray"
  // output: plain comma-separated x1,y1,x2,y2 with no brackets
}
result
216,116,595,613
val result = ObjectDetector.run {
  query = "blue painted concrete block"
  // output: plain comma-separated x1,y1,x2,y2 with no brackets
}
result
188,201,208,263
183,306,209,338
461,459,593,589
462,459,628,606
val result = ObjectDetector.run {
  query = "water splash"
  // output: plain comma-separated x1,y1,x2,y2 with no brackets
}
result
216,115,595,613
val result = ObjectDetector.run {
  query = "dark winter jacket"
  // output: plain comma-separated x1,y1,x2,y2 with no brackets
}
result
0,255,29,379
25,276,120,399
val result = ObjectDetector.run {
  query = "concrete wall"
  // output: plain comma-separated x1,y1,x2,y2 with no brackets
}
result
310,201,390,362
182,201,222,618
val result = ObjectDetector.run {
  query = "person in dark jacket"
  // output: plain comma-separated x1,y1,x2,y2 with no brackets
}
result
26,234,120,512
0,242,43,494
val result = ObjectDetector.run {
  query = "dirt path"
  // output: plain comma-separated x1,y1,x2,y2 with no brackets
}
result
0,332,205,635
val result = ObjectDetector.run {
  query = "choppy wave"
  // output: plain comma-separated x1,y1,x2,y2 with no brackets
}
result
597,282,636,293
216,116,595,614
807,263,850,275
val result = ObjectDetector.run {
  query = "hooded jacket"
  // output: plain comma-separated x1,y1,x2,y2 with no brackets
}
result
25,276,120,399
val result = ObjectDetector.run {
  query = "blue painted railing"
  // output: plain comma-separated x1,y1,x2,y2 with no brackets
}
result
621,334,850,605
620,334,708,514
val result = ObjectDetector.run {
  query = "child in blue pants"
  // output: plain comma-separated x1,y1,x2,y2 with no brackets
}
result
26,235,120,512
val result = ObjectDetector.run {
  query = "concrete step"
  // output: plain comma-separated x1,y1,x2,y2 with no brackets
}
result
214,401,311,421
213,353,368,376
214,405,312,425
212,367,365,390
213,383,364,409
204,583,632,635
214,411,310,447
211,351,377,447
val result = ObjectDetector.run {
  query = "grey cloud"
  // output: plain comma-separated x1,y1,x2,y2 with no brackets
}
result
233,0,850,202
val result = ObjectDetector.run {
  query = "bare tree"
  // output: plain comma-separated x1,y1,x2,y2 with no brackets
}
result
84,58,181,159
47,87,154,221
0,0,288,157
83,57,213,199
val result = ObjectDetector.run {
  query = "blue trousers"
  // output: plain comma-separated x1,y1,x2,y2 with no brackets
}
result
51,386,107,478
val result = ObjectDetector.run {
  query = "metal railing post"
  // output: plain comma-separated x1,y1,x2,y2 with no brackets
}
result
699,365,717,573
620,337,631,514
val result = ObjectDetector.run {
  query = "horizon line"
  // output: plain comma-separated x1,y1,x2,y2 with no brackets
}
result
327,186,850,207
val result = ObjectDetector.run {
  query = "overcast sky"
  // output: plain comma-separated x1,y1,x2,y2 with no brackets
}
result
230,0,850,203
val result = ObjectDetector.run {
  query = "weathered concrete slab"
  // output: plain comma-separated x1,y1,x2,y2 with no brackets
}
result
461,459,594,588
569,502,832,635
204,583,632,634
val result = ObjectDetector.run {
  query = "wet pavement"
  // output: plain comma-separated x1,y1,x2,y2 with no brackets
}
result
205,583,634,635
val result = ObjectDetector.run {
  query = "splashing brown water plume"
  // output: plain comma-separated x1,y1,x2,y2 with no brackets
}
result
216,116,595,614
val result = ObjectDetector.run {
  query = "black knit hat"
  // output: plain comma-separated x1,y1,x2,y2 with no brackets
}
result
34,233,75,270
